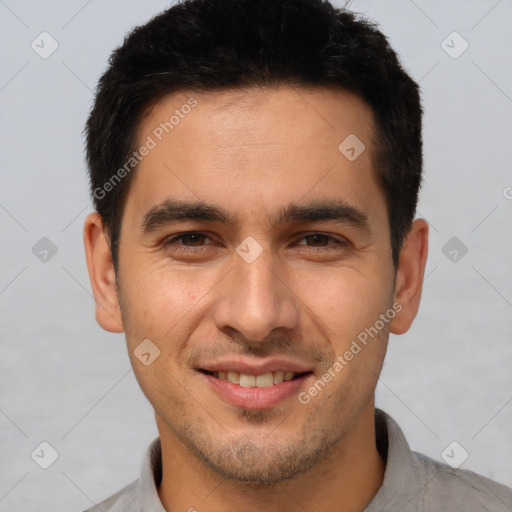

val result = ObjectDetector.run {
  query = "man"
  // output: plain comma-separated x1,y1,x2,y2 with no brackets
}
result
82,0,512,510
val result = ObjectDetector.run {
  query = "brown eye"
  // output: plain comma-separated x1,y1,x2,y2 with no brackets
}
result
173,233,207,246
296,233,347,249
162,232,216,252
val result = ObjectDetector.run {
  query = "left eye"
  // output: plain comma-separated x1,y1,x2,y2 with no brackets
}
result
296,233,346,248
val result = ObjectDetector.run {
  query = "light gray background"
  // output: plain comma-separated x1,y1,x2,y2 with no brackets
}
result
1,0,511,510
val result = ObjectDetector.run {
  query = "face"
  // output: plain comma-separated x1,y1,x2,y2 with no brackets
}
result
98,86,403,483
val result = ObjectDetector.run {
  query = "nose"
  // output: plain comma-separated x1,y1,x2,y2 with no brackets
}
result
212,245,300,343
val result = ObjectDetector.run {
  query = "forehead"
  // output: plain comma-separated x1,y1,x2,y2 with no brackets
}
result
123,85,385,233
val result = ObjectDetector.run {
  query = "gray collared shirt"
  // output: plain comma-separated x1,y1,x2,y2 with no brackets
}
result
83,409,512,511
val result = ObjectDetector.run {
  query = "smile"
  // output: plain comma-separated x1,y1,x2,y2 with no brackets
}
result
202,370,308,387
199,368,313,409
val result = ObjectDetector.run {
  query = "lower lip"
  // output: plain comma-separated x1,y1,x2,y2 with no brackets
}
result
201,372,312,409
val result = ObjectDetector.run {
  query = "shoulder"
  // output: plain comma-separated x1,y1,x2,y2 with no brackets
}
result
370,410,512,512
81,479,140,512
411,451,512,511
80,436,163,511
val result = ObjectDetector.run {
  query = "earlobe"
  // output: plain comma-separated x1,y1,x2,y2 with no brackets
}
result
389,218,429,335
83,212,124,333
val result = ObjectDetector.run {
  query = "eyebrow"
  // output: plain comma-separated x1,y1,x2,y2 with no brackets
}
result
141,198,370,234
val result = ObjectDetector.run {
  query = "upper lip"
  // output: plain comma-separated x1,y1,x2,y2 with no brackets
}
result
198,358,313,375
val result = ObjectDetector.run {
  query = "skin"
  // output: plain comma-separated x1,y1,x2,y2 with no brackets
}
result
84,86,428,512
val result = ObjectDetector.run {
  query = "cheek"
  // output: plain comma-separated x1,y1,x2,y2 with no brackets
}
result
120,262,212,346
295,266,392,342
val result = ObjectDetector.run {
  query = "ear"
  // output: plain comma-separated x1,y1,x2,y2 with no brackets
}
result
83,212,124,333
389,218,429,335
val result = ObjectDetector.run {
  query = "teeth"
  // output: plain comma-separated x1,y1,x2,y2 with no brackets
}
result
214,370,298,387
273,371,284,384
239,374,256,387
255,373,274,388
227,371,239,384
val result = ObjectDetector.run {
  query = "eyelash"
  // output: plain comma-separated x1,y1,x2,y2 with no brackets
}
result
161,231,348,253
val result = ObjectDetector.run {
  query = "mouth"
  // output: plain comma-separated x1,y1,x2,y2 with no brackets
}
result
198,367,314,409
199,369,312,388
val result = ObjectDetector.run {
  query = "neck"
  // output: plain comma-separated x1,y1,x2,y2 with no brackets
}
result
157,402,385,512
157,401,386,512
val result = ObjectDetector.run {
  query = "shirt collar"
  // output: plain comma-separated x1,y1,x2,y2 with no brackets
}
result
139,436,166,511
363,409,420,511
